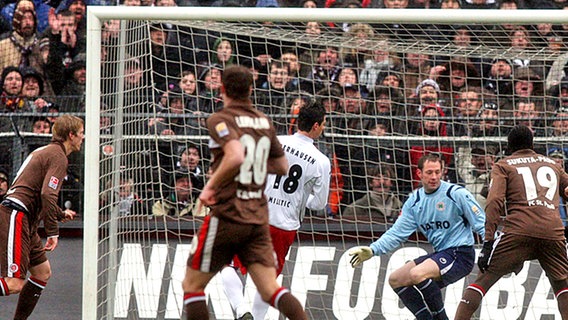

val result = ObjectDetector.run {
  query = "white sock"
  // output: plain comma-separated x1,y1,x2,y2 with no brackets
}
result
221,267,249,317
251,290,270,320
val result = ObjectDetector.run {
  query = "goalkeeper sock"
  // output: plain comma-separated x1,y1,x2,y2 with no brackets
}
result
393,285,432,320
14,276,46,320
220,267,250,318
417,279,448,320
183,292,209,320
270,287,307,320
0,277,9,296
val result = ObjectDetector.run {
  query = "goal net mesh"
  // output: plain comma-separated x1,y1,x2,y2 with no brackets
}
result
92,11,568,319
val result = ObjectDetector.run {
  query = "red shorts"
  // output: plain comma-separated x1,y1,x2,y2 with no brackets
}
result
0,207,47,279
231,225,297,275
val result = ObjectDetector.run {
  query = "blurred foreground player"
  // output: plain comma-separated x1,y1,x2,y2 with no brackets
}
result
0,115,82,319
181,65,308,320
221,102,331,320
455,125,568,319
349,153,485,320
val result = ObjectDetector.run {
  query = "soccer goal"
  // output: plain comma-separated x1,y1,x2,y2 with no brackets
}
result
85,6,568,319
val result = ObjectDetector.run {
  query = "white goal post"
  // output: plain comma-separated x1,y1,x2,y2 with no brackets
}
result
85,6,568,320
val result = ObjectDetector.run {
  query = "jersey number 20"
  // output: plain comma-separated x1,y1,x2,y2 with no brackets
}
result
237,135,270,185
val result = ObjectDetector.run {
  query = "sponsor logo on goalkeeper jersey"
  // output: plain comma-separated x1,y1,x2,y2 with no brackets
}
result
235,116,270,129
420,220,450,231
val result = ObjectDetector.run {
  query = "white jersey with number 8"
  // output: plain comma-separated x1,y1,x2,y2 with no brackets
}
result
265,133,331,231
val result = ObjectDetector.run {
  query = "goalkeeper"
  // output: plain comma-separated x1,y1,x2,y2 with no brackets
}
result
349,153,485,320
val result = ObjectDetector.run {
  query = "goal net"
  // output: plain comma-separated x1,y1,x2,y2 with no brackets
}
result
85,6,568,320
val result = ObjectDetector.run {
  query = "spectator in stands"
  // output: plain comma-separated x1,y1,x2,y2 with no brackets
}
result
0,0,43,71
316,85,341,114
211,37,235,67
152,170,199,217
439,0,461,9
342,164,403,223
196,63,223,114
530,23,563,50
0,169,8,200
511,98,546,136
1,0,52,34
512,67,545,99
30,116,51,133
177,70,198,112
429,58,481,107
470,100,503,137
0,66,35,132
359,37,401,94
335,64,366,96
122,0,142,5
508,27,549,76
548,76,568,110
0,66,24,112
176,144,206,196
59,53,85,111
279,50,301,88
456,146,495,209
111,56,153,127
409,104,454,189
302,46,341,93
482,58,514,99
100,175,145,216
304,21,322,36
56,0,87,38
402,50,433,98
21,67,51,112
451,87,484,136
403,78,441,134
373,0,426,40
376,68,405,97
45,9,85,69
141,23,181,93
370,86,405,133
340,23,374,65
333,84,373,135
548,107,568,137
302,0,318,7
151,85,200,136
241,58,265,103
257,60,292,117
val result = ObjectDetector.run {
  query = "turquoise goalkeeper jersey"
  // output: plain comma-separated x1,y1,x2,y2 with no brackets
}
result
369,181,486,256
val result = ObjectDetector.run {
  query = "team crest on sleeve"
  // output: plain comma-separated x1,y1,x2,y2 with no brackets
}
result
48,176,59,190
472,205,481,215
436,202,445,211
215,122,229,138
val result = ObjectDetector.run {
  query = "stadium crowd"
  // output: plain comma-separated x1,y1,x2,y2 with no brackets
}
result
1,0,568,222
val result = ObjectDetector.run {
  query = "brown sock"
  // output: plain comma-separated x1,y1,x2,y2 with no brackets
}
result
183,292,209,320
455,285,484,320
555,288,568,319
14,277,47,320
270,287,308,320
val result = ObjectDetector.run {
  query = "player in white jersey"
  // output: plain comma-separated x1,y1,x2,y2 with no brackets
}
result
221,102,331,320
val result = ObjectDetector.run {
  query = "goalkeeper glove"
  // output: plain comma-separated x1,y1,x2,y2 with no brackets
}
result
477,240,494,273
348,246,374,268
